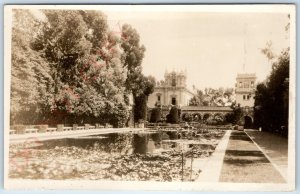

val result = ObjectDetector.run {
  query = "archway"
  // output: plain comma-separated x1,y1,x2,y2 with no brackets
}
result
182,113,192,122
203,113,212,122
244,116,253,129
193,113,201,122
213,113,224,123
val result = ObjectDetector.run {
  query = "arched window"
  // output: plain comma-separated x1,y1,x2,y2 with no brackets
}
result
156,93,161,103
171,97,176,105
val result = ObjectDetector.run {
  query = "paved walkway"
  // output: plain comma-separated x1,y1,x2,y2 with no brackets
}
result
9,128,145,144
196,130,232,182
219,130,286,183
245,129,288,181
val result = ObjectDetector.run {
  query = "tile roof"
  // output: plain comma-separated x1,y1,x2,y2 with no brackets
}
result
181,106,233,111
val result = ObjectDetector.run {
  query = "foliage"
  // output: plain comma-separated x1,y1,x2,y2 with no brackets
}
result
120,24,155,124
149,107,162,123
213,114,224,123
133,93,148,123
261,41,275,61
10,10,54,125
121,24,146,94
182,113,192,122
223,105,243,125
11,10,150,127
233,106,243,125
189,96,200,106
132,76,155,123
224,113,235,124
32,10,106,124
189,87,235,106
254,48,289,136
166,106,179,124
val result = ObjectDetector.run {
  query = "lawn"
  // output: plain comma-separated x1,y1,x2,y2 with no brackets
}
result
219,131,286,183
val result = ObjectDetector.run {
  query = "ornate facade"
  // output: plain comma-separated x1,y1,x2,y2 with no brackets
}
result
147,70,195,108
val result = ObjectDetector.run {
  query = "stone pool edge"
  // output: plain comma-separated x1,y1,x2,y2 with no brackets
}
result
195,130,232,182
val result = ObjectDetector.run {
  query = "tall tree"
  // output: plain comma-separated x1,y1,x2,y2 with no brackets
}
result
32,10,93,118
11,10,54,124
253,83,270,129
11,10,150,127
254,14,290,135
32,10,129,126
254,48,289,135
121,24,146,95
132,75,155,123
121,24,155,123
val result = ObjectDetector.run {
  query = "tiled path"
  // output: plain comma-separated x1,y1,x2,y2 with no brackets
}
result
219,130,286,183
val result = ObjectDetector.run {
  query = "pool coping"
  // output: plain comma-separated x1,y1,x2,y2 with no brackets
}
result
195,130,232,182
9,128,147,144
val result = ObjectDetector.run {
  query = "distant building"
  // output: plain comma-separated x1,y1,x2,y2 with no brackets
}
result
147,70,195,108
235,73,256,107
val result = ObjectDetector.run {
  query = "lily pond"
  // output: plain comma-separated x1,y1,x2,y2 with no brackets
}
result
9,129,225,181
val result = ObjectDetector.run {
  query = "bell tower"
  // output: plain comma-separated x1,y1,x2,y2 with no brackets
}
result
164,70,187,88
235,73,256,107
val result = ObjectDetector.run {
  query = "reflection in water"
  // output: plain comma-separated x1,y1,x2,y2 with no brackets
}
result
33,131,185,155
132,134,148,154
9,129,225,181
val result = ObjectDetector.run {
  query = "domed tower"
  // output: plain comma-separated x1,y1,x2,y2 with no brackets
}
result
164,70,187,88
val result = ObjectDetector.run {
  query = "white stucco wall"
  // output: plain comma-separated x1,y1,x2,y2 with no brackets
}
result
147,87,194,108
235,93,255,107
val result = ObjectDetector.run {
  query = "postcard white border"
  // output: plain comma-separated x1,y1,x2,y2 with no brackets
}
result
3,4,296,191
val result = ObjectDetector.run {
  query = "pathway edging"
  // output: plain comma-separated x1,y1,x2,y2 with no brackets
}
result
196,130,232,182
244,130,287,182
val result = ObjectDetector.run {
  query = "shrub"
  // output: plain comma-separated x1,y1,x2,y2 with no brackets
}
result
150,107,161,123
166,106,179,124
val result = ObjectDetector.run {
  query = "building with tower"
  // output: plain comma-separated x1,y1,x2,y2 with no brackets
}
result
235,73,256,107
147,70,195,108
235,73,256,128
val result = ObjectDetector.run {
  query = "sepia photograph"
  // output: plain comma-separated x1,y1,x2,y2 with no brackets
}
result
3,4,296,191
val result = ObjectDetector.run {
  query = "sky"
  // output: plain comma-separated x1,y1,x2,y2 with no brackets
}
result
105,11,290,90
30,8,290,90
